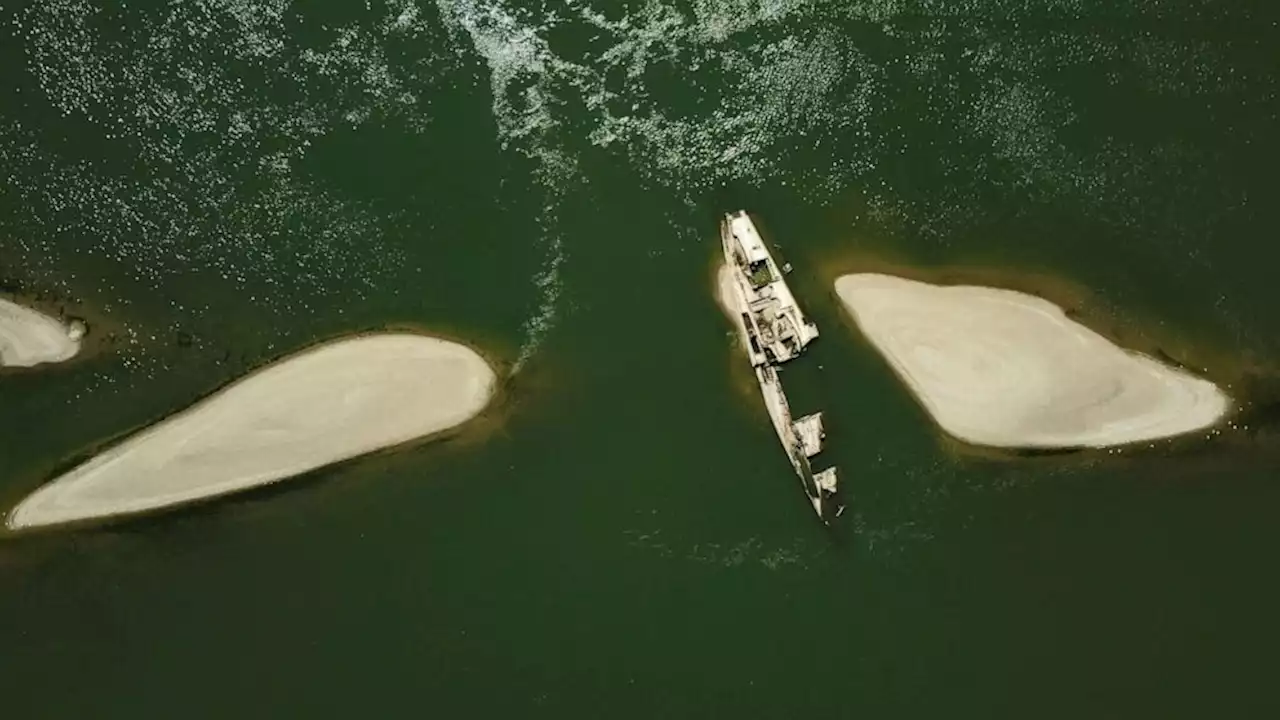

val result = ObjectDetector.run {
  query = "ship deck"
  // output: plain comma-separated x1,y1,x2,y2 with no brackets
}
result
794,413,825,458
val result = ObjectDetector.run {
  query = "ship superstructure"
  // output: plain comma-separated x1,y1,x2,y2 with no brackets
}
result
720,211,842,524
721,211,819,367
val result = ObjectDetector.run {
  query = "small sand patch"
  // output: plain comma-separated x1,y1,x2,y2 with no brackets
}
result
714,262,750,345
0,298,81,367
8,333,496,530
835,273,1230,449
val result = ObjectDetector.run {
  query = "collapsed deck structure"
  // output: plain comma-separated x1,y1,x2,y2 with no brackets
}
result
720,211,842,523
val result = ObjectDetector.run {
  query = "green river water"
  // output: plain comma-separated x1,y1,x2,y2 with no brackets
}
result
2,0,1279,717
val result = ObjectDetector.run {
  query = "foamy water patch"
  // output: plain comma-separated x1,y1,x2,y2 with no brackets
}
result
623,527,820,571
5,1,456,321
433,0,888,366
7,0,1254,369
431,0,1264,251
428,0,902,206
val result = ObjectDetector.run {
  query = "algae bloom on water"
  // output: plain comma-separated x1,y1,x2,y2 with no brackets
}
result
7,333,497,530
834,273,1231,449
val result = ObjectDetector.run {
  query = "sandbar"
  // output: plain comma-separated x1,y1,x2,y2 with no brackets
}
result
835,273,1231,449
0,298,83,367
714,262,747,343
7,333,497,530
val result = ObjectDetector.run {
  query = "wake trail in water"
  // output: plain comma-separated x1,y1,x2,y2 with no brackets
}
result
435,0,573,375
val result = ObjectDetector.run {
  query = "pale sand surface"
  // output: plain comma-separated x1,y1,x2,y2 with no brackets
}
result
0,298,81,367
835,273,1231,449
715,262,753,349
8,333,496,529
715,263,742,329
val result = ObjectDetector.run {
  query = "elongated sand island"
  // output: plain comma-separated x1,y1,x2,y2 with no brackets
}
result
7,333,497,530
0,297,85,368
835,273,1231,449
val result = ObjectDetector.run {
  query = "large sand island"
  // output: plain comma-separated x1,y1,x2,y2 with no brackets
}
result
0,298,84,367
7,333,497,530
835,273,1230,449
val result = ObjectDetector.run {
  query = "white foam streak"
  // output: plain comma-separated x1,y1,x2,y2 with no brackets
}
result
437,0,571,374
